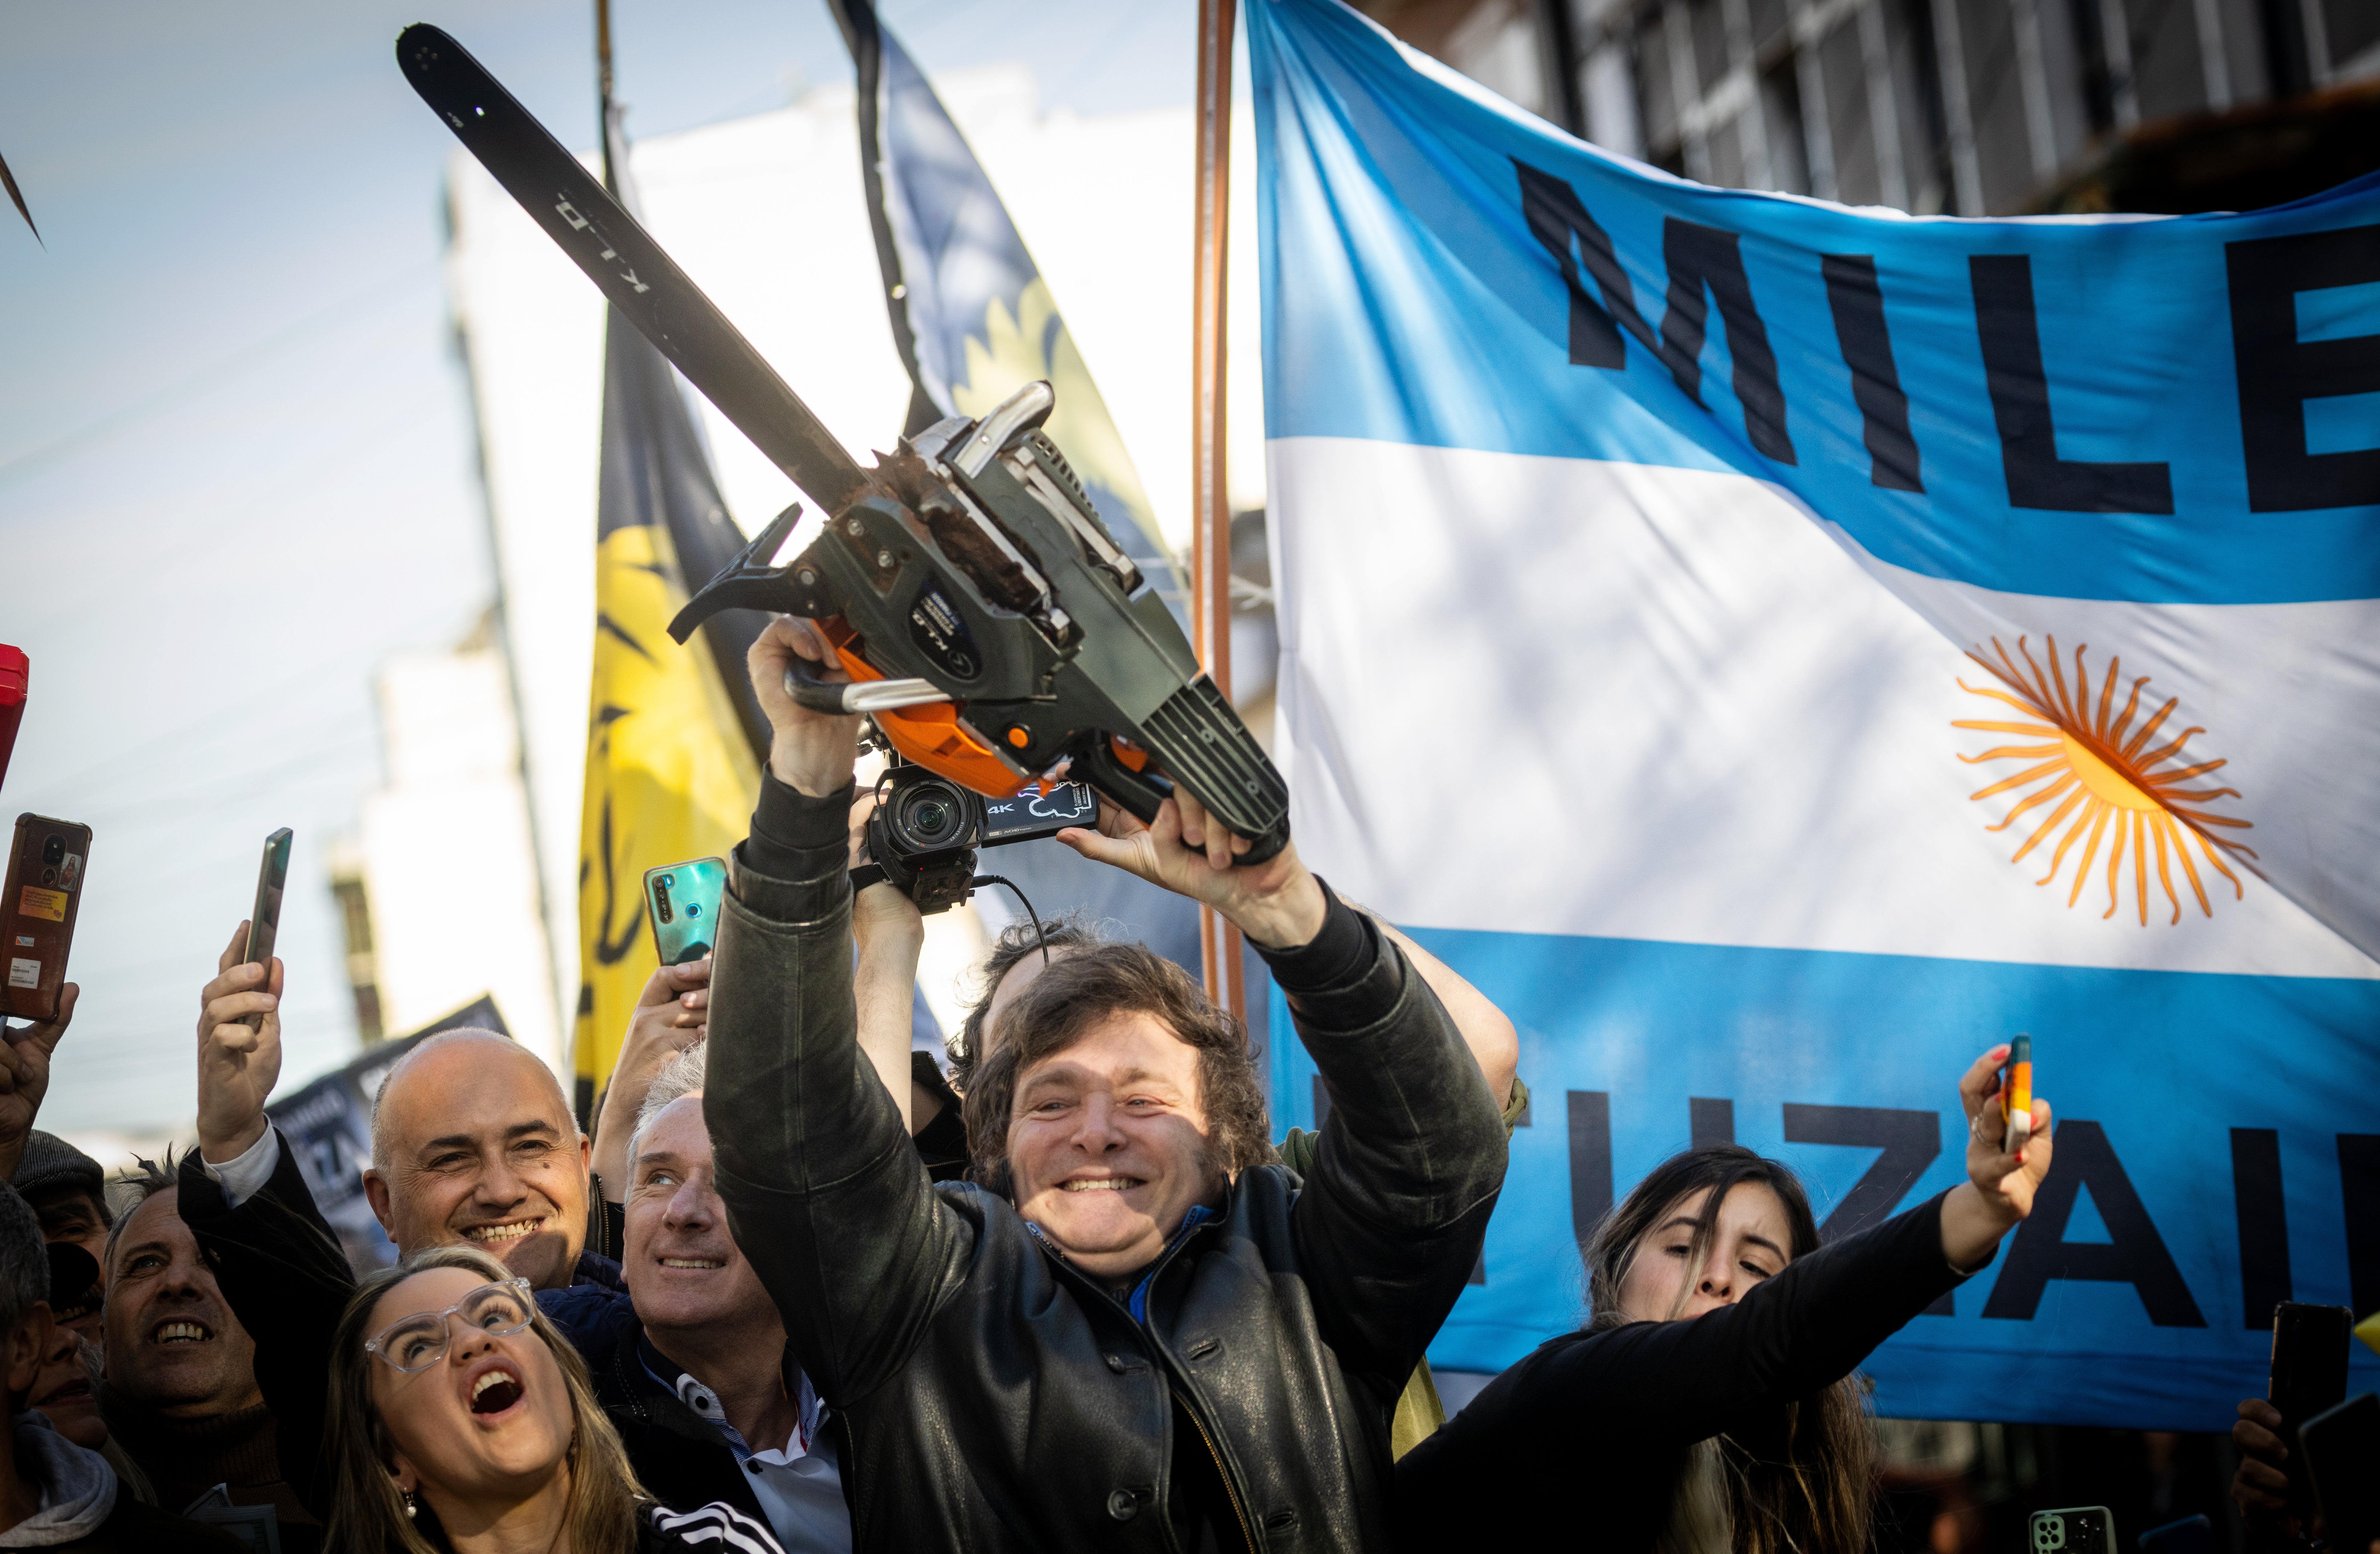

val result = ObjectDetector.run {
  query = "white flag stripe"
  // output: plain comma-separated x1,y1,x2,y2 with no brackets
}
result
1269,435,2377,980
1821,537,2380,964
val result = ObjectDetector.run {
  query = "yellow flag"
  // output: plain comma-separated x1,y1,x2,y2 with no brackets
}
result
572,515,756,1117
570,103,772,1121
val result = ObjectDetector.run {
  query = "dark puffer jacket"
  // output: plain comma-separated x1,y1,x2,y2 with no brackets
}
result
704,778,1509,1553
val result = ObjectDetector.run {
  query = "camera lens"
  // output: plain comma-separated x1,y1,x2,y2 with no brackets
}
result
40,837,63,866
895,779,970,849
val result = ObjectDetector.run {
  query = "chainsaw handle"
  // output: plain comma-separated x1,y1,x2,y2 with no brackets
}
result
1080,739,1173,826
1078,742,1288,867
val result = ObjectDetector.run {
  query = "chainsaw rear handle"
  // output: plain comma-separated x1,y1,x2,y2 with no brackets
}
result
1079,742,1288,867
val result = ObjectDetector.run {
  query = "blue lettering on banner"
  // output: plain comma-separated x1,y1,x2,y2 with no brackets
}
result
1270,929,2380,1428
1251,0,2380,604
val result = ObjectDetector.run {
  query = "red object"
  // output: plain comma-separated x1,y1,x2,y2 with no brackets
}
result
0,645,25,795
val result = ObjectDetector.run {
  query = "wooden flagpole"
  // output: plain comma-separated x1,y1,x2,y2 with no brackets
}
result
1191,0,1244,1021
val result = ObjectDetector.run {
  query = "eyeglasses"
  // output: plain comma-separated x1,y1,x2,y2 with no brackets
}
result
363,1278,536,1373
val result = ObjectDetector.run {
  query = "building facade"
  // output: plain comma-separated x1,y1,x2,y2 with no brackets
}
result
1360,0,2379,213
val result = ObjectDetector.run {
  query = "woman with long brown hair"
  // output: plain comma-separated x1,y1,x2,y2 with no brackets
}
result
321,1245,780,1554
1395,1046,2053,1554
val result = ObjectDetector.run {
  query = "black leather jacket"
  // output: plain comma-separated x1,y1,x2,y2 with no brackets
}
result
706,797,1508,1553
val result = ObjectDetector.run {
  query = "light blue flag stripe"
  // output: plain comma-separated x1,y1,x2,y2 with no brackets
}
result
1250,0,2380,607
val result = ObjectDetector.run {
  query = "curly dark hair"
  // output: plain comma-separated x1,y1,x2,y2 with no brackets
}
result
946,912,1109,1093
961,941,1275,1196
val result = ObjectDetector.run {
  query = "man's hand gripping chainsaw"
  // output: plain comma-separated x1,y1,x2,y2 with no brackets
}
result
666,386,1288,861
397,24,1288,862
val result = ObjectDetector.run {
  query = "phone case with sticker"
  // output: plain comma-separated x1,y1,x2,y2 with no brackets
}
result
1,813,93,1023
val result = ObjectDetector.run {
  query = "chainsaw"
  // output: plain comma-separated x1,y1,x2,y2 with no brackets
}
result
398,25,1288,863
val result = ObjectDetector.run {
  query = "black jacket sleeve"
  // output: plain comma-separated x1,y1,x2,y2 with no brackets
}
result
1268,892,1510,1402
1399,1189,1979,1515
706,775,967,1406
177,1131,357,1518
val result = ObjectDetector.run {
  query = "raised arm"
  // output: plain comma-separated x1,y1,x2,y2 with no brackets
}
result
1408,1049,2053,1469
849,791,926,1132
0,983,74,1183
590,958,710,1203
181,925,353,1517
1356,909,1517,1110
1058,793,1508,1400
706,617,967,1404
178,1135,351,1518
1461,1192,1970,1458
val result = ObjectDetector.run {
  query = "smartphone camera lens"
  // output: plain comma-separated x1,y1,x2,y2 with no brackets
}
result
40,836,64,866
653,878,674,924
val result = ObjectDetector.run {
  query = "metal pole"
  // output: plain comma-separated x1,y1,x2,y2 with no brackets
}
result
595,0,613,104
1192,0,1245,1021
1534,0,1587,137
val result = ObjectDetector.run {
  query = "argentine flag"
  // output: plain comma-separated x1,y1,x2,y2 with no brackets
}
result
1250,0,2380,1427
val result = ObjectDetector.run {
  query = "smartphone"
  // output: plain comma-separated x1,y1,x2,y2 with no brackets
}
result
2028,1507,2115,1554
643,858,726,966
240,828,293,1029
2270,1301,2355,1517
2002,1032,2034,1154
2301,1392,2378,1554
0,813,91,1023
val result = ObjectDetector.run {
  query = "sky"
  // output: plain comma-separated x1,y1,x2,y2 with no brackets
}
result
0,0,1201,1138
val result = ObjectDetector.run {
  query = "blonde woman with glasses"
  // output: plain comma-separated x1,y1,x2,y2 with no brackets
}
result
321,1245,780,1554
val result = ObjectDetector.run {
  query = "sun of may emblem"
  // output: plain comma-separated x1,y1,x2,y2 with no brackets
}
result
1955,636,2256,925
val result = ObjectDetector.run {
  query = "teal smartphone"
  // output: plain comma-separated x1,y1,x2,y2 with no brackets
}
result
643,858,725,966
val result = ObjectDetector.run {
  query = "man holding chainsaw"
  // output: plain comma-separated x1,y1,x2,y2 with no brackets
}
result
705,614,1509,1551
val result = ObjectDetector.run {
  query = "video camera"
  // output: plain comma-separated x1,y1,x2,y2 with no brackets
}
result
856,763,1100,915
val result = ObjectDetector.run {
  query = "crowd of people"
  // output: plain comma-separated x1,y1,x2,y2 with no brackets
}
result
0,613,2331,1553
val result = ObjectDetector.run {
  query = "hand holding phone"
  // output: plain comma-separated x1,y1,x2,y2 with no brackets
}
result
0,980,74,1183
193,829,292,1162
2269,1302,2355,1521
2002,1033,2034,1155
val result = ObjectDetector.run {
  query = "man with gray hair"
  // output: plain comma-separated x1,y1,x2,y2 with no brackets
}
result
540,1040,851,1551
0,1180,240,1550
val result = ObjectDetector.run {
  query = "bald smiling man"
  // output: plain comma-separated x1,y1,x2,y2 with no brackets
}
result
359,1029,596,1289
179,924,612,1293
160,927,623,1520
